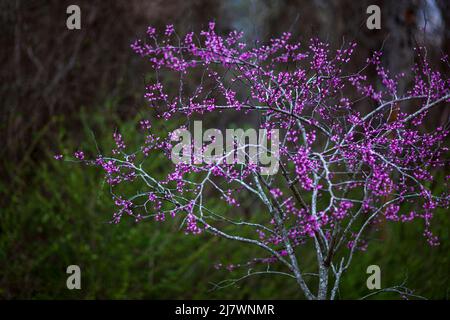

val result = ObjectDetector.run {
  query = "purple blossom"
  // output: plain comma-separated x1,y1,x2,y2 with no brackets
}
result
74,151,84,160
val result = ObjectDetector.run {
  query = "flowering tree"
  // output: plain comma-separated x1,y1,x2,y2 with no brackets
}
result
63,23,449,299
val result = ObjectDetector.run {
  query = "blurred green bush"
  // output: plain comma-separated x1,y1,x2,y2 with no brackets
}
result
0,99,448,299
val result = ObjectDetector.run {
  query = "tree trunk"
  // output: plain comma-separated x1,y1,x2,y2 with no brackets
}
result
317,264,329,300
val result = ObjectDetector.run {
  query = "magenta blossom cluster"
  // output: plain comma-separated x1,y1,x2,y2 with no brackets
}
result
65,23,449,300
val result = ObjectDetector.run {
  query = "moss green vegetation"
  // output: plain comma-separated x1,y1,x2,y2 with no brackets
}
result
0,101,448,299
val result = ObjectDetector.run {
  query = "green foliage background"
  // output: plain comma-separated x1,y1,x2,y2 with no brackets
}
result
0,99,448,299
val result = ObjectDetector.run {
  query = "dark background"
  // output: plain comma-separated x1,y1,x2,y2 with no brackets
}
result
0,0,449,299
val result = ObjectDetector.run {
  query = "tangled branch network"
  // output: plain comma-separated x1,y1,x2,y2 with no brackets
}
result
60,22,450,299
